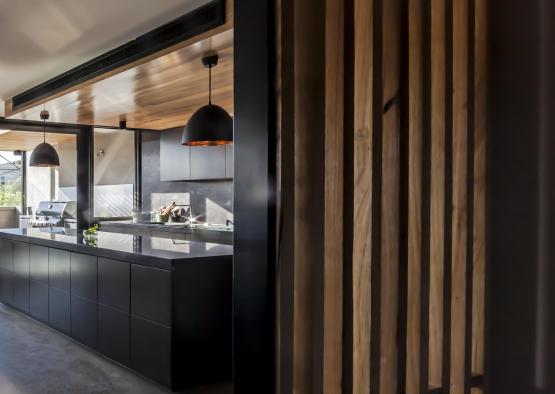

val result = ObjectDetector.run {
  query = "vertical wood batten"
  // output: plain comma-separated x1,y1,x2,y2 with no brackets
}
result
406,0,423,391
471,0,486,379
353,0,373,391
292,0,326,391
429,0,446,389
380,0,402,392
450,0,469,391
464,0,476,392
324,0,345,392
370,0,383,392
441,0,454,391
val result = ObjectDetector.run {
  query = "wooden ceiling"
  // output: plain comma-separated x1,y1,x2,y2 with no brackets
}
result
0,131,75,152
5,1,234,131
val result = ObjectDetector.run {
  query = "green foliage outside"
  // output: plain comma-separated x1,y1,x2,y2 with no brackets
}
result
0,178,22,208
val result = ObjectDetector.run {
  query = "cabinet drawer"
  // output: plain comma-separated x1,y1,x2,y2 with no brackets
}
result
98,258,129,313
30,281,48,323
13,274,29,312
131,265,171,326
71,295,98,349
131,316,171,387
0,268,13,305
71,253,97,301
13,243,29,278
99,304,130,366
49,249,70,292
0,240,13,272
30,245,49,284
49,287,70,334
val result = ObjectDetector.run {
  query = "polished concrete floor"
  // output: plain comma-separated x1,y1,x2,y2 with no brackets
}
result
0,304,231,394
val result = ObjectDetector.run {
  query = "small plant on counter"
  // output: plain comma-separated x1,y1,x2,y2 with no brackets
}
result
83,224,100,246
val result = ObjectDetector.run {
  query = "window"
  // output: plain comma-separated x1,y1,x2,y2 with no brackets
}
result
0,152,22,210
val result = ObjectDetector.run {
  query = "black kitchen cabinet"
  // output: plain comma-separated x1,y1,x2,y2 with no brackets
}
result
70,253,97,301
0,239,13,271
13,243,29,312
159,128,233,181
98,258,129,313
160,128,191,181
131,316,171,387
71,295,97,349
130,264,171,326
30,245,48,284
49,287,70,334
99,304,130,365
0,268,13,305
49,249,70,292
190,146,226,179
29,280,48,323
225,144,233,178
0,235,232,390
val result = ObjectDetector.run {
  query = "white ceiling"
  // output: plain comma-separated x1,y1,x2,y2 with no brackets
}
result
0,0,212,115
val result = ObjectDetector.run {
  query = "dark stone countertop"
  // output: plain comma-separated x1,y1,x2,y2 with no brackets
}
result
0,228,233,270
99,220,233,245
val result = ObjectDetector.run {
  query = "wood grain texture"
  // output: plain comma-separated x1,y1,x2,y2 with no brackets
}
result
406,0,424,392
6,0,234,130
471,0,486,377
450,0,469,392
429,0,446,389
0,131,75,152
7,29,233,130
323,0,345,392
380,0,402,392
352,0,373,391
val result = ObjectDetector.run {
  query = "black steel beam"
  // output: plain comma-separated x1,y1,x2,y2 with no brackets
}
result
134,130,143,212
0,118,159,134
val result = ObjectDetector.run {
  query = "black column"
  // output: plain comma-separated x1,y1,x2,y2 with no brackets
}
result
233,0,276,392
76,126,93,230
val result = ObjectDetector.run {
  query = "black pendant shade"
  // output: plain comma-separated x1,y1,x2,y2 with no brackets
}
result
29,109,60,167
29,142,60,167
182,54,233,146
182,104,233,146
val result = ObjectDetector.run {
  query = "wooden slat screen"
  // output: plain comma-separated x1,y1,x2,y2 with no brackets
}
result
277,0,487,393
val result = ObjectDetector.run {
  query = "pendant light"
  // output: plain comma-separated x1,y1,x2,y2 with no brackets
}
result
182,54,233,146
29,109,60,167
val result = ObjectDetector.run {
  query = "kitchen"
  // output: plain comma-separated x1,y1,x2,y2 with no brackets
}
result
0,0,252,392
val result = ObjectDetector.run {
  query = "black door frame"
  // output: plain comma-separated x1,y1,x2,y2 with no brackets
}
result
233,0,277,392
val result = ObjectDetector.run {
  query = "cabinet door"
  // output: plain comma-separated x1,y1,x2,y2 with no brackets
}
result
71,253,97,301
49,249,70,292
131,316,171,387
131,265,171,326
0,240,13,271
30,245,49,284
49,287,70,334
13,243,29,312
0,268,13,305
225,144,233,178
160,128,191,181
99,304,130,365
30,281,48,323
71,295,97,349
190,146,226,180
98,258,129,313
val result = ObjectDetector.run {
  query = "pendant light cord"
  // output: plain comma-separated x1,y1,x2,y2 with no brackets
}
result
209,65,212,105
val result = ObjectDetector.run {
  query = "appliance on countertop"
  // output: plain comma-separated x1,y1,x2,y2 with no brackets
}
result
27,201,77,228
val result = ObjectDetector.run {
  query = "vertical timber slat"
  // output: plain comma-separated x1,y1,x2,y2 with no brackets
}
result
450,0,469,391
429,0,446,389
353,0,373,391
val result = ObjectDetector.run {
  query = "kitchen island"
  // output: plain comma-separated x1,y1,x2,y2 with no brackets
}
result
0,228,232,390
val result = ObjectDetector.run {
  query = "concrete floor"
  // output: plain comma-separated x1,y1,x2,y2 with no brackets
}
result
0,304,231,394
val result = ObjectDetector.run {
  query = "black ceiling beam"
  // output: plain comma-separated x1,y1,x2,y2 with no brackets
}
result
11,0,226,111
0,118,160,134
